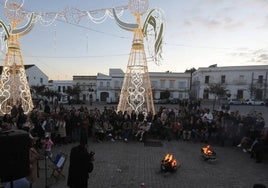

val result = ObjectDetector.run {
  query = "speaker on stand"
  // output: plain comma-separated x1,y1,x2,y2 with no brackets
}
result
0,130,30,187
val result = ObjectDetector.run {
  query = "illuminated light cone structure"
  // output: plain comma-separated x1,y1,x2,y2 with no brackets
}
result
113,0,164,115
0,2,35,114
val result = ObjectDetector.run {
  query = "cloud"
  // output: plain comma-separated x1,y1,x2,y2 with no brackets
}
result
256,53,268,63
178,1,243,30
230,48,268,64
249,0,268,8
181,16,243,30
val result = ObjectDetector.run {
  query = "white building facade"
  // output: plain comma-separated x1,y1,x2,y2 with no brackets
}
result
95,69,191,103
192,65,268,100
97,69,124,103
72,76,97,102
47,80,73,103
24,64,49,86
150,71,191,100
0,64,49,102
0,64,49,87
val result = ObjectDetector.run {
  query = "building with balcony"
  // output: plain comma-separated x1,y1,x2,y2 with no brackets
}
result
47,80,73,103
150,71,191,100
191,65,268,100
73,75,97,102
96,69,191,103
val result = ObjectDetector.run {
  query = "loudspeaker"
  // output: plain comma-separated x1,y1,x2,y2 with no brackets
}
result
0,130,30,182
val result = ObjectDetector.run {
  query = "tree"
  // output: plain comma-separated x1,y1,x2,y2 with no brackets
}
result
43,89,61,103
185,68,196,98
208,83,228,110
249,85,263,100
184,67,196,74
66,85,81,101
31,85,46,97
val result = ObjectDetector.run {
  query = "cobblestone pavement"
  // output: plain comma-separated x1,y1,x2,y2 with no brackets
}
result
34,138,268,188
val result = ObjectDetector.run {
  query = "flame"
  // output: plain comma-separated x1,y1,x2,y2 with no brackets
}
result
163,153,177,167
202,145,213,155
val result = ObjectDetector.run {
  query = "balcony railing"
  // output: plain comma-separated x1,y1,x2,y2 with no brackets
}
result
98,86,111,90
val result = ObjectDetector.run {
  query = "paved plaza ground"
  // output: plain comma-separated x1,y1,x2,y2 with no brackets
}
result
32,103,268,188
3,102,267,188
34,137,268,188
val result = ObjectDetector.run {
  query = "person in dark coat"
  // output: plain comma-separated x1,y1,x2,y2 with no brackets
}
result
67,137,94,188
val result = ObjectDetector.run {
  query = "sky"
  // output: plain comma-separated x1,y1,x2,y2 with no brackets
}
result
0,0,268,80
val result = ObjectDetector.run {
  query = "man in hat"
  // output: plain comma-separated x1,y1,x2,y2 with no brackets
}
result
67,136,94,188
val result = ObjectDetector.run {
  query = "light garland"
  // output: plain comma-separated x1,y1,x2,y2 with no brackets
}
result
27,5,128,27
5,0,25,11
0,4,128,52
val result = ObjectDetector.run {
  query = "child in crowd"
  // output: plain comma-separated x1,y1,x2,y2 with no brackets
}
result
43,135,54,158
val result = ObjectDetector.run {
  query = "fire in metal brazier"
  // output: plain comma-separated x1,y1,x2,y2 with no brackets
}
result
201,145,216,161
160,153,179,172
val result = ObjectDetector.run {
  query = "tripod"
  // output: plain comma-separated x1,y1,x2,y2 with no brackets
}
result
44,151,51,188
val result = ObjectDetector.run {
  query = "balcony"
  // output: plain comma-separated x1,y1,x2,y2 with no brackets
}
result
98,86,111,91
232,79,248,85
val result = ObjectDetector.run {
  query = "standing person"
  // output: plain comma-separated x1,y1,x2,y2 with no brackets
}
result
67,137,94,188
57,115,67,145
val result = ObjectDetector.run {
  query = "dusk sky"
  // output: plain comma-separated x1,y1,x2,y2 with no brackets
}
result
0,0,268,80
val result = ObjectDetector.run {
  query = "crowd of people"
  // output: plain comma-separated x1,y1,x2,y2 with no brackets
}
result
1,100,267,163
0,100,268,187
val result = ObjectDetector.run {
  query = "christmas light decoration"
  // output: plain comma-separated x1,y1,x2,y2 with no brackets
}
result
0,3,128,51
0,1,35,114
113,0,164,115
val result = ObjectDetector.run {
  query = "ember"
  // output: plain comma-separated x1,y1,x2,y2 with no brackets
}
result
201,145,216,161
160,153,179,172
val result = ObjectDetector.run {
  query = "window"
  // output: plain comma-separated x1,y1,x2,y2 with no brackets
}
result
203,89,209,99
258,75,263,84
238,75,245,83
178,81,186,88
107,82,110,87
58,86,61,92
63,86,66,92
115,81,119,88
221,75,225,84
205,76,209,84
160,80,165,88
100,82,103,87
169,80,175,89
151,81,157,88
237,90,243,99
